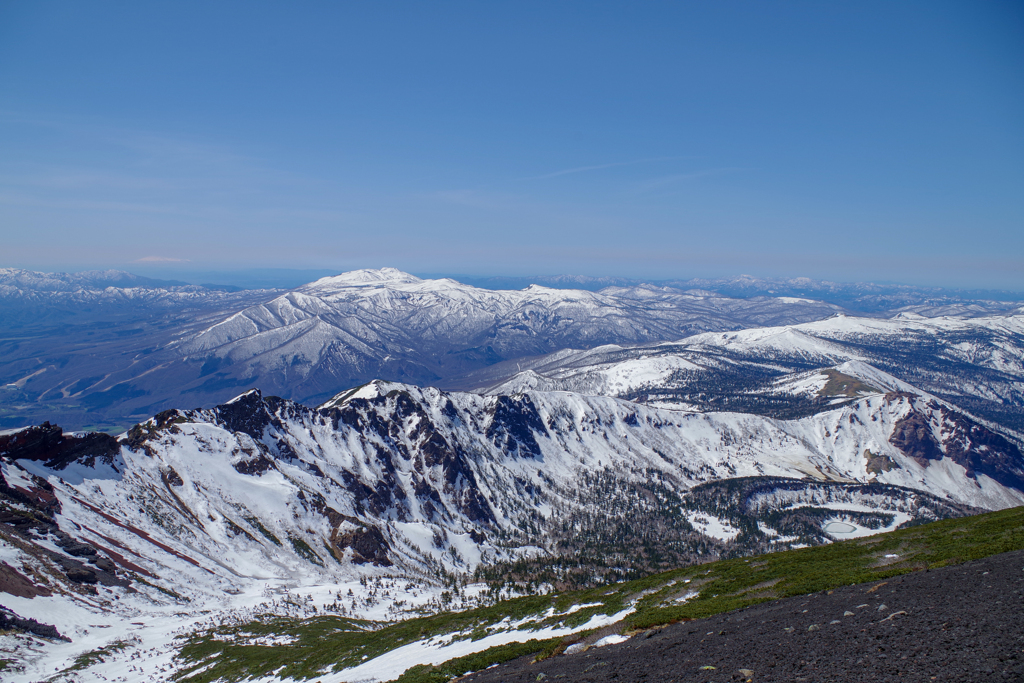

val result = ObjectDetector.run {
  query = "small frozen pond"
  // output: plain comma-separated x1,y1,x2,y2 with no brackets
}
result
822,521,857,534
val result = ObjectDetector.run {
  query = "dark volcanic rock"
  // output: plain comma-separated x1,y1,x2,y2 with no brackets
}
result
0,608,68,641
55,533,98,558
0,422,119,471
887,395,1024,492
215,390,274,438
485,394,546,459
935,402,1024,491
63,566,99,584
232,454,276,476
331,523,392,566
0,561,52,598
889,410,943,464
466,549,1024,683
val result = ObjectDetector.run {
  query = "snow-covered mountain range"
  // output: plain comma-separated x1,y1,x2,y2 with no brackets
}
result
172,268,847,402
2,358,1023,679
5,267,1024,433
4,267,1022,433
470,313,1024,436
0,268,261,316
2,267,1024,681
448,273,1024,315
1,268,847,430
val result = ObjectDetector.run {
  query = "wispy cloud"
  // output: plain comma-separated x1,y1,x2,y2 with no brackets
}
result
627,167,744,195
526,156,693,180
134,256,191,263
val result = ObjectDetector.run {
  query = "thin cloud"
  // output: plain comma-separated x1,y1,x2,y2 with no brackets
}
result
134,256,191,263
527,156,693,180
628,167,744,194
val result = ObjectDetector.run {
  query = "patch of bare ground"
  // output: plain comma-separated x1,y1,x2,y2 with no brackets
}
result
0,561,51,598
464,549,1024,683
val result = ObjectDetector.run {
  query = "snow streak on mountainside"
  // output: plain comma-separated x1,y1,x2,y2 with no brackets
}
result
473,313,1024,435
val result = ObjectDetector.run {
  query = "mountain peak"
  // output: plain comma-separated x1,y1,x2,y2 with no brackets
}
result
308,268,421,287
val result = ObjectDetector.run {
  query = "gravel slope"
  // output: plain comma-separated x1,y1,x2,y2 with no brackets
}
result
464,550,1024,683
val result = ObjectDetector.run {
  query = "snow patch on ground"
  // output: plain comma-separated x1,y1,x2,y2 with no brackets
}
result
684,511,741,542
294,607,635,683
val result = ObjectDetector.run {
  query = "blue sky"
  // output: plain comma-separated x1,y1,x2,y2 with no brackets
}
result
1,1,1022,288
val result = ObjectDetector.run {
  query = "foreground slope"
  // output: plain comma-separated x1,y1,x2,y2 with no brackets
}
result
151,503,1024,682
465,547,1024,683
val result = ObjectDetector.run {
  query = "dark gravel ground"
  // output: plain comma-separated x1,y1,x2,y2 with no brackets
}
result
463,550,1024,683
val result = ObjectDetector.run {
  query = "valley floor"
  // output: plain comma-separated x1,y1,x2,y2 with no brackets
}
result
465,549,1024,683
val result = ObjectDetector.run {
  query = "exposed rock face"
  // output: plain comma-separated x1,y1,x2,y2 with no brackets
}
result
216,390,275,439
864,449,898,475
887,394,1024,491
324,389,497,525
0,466,61,516
889,411,943,464
935,402,1024,490
0,607,68,640
0,422,119,470
162,467,184,487
332,523,392,566
0,562,51,599
485,395,546,459
232,453,276,476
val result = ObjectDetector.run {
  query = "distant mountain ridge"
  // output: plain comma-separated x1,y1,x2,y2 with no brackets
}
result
0,267,191,291
1,268,844,430
467,313,1024,435
1,266,1022,432
442,272,1024,313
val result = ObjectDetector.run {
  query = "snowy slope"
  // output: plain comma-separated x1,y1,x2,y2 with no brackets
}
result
9,267,1022,435
1,375,1022,680
173,268,847,402
2,268,854,431
472,313,1024,435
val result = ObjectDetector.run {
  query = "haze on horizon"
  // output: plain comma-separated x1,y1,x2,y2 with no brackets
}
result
1,2,1022,290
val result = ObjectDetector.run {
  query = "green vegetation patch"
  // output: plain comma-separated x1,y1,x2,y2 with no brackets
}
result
289,536,324,566
64,639,134,673
625,504,1024,629
173,588,621,683
243,515,281,546
173,506,1024,683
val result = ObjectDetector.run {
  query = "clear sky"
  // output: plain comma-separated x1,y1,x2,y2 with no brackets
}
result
1,1,1022,288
